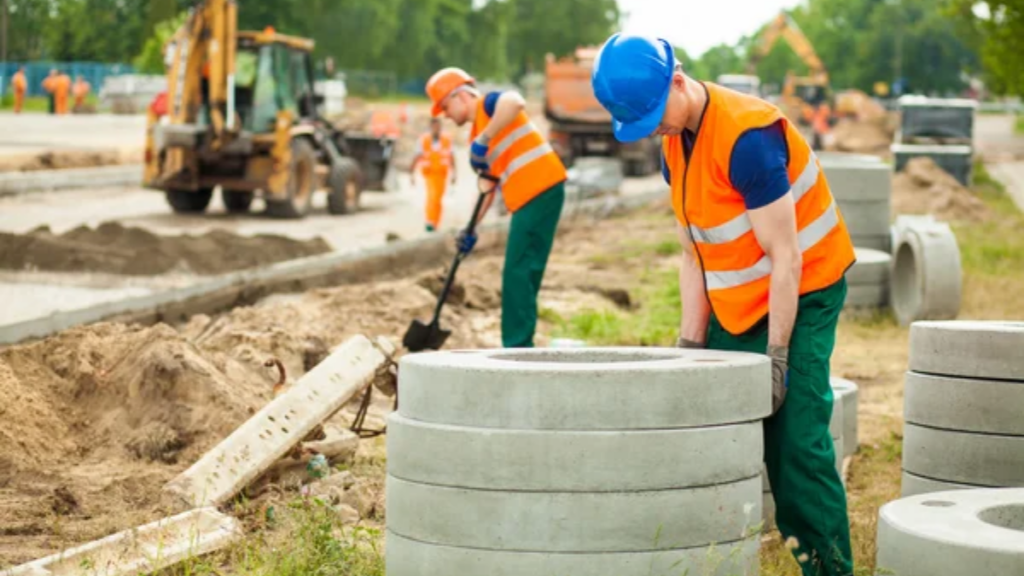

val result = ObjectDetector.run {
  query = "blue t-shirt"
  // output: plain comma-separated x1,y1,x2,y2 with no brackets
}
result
483,91,501,117
662,119,791,210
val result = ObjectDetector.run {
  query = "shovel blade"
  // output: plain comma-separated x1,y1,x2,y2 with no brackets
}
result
402,319,452,352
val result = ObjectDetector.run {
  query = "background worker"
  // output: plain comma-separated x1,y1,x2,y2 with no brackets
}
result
42,69,71,115
73,75,91,111
11,67,27,114
426,67,567,348
409,117,456,232
591,34,857,576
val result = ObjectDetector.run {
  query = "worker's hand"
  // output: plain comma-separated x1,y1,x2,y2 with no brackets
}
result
675,337,704,349
768,344,789,415
455,229,478,255
470,137,490,173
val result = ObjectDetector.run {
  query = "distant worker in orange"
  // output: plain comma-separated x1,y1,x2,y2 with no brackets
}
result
11,67,27,114
369,109,401,139
409,117,456,232
72,75,91,111
42,70,71,115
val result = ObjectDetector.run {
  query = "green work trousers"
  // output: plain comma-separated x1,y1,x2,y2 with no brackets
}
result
502,182,565,348
706,277,853,576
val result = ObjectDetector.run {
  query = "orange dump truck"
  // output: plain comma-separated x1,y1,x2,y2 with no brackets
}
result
544,47,661,176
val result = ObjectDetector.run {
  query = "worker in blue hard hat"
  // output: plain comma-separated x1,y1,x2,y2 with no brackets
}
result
592,33,858,576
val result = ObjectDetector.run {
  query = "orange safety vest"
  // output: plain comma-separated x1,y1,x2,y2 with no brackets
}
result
664,82,856,335
418,133,453,174
470,97,566,213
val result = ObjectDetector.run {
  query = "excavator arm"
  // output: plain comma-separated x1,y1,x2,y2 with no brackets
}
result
749,12,828,85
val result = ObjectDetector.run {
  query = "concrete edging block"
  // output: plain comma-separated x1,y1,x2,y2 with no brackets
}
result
384,531,760,576
386,475,762,553
902,423,1024,488
892,223,962,326
387,414,762,491
876,488,1024,576
905,371,1024,435
909,321,1024,381
396,348,771,429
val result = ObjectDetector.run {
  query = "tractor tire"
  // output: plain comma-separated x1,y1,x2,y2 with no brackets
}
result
166,188,213,214
327,158,363,215
266,138,317,219
222,189,254,213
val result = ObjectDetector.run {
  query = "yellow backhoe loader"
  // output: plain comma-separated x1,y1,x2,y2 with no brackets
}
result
143,0,394,218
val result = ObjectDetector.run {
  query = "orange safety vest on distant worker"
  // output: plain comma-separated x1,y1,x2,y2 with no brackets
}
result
470,98,566,213
369,111,401,139
417,133,453,174
664,82,856,335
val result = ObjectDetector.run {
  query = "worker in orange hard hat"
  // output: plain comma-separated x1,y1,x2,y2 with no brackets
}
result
42,69,71,115
426,66,567,348
73,75,91,111
11,67,27,114
409,116,456,232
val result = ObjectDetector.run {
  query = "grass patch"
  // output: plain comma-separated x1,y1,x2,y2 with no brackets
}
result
0,95,52,113
954,162,1024,278
1016,114,1024,135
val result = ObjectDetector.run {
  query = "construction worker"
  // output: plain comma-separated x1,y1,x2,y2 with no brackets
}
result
409,117,456,232
42,70,71,115
72,75,91,111
426,67,567,348
11,67,27,114
591,34,856,576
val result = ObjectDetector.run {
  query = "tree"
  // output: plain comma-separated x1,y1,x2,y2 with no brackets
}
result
133,11,187,74
950,0,1024,95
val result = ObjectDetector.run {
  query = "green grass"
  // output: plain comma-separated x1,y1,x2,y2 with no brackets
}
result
954,162,1024,277
0,94,101,113
1016,114,1024,135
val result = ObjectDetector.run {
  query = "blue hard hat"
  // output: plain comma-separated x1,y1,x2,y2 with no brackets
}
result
592,33,676,143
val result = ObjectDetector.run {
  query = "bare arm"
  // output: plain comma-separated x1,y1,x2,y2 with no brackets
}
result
747,193,802,348
677,223,711,344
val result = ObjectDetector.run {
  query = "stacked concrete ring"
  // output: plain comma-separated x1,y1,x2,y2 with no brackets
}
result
892,222,963,326
820,157,892,253
844,248,892,309
387,348,772,576
902,321,1024,497
875,488,1024,576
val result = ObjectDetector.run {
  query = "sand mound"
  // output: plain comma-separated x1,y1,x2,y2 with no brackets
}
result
831,116,894,155
0,223,331,276
892,157,989,222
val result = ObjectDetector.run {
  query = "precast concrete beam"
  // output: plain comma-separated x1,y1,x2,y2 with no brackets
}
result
905,372,1024,435
386,475,762,553
892,223,963,325
875,488,1024,576
386,414,762,491
396,348,771,429
384,531,760,576
831,377,859,457
909,321,1024,381
902,423,1024,488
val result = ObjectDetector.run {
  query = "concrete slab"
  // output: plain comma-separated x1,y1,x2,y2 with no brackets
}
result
387,414,762,491
900,471,980,498
386,475,762,553
876,487,1024,576
164,335,394,507
909,321,1024,381
902,423,1024,488
832,377,859,457
384,531,760,576
905,372,1024,435
5,507,240,576
892,223,962,326
396,348,771,430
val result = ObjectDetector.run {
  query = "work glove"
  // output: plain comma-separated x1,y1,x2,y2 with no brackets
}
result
470,137,490,173
455,229,478,255
675,337,704,349
768,344,789,415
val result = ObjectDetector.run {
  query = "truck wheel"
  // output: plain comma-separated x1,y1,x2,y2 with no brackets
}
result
266,138,316,219
222,190,254,213
166,188,213,213
327,158,363,215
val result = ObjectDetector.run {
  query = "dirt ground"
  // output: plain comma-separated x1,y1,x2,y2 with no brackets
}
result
892,157,990,222
0,148,143,173
829,113,897,156
0,223,331,276
0,206,652,568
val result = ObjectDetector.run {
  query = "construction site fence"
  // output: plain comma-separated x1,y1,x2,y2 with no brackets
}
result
0,62,134,98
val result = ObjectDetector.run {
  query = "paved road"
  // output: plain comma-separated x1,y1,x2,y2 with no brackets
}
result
975,114,1024,212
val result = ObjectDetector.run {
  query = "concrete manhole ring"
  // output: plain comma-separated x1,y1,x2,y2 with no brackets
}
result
910,321,1024,381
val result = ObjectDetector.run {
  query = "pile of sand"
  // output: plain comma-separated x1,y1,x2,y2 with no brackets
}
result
892,157,989,222
0,223,331,276
830,117,894,155
0,148,143,173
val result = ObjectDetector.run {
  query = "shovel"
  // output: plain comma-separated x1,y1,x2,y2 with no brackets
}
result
402,173,498,352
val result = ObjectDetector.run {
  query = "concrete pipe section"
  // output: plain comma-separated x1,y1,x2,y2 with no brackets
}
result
844,248,891,309
909,321,1024,381
875,488,1024,576
892,222,963,325
821,158,892,253
387,347,771,576
831,377,859,458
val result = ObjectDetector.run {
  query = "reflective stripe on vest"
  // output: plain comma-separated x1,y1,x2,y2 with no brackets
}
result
471,97,566,213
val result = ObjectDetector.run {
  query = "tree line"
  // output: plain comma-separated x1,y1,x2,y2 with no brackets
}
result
1,0,1020,97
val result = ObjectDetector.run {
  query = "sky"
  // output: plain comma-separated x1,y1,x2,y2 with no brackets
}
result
616,0,804,58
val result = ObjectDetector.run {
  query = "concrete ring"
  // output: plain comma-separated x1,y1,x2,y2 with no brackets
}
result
910,321,1024,381
831,377,859,457
847,248,892,285
905,372,1024,435
901,471,985,498
892,224,962,326
902,423,1024,487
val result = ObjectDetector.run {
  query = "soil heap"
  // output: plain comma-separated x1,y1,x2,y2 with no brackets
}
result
892,157,989,222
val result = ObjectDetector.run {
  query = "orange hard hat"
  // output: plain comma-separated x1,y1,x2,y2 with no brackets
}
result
426,67,475,117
